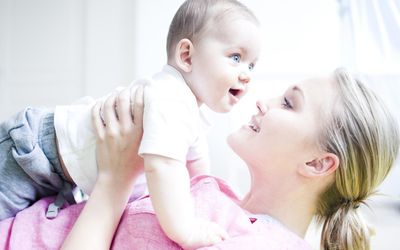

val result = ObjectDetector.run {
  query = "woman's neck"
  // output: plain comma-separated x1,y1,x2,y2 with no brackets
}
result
240,172,316,237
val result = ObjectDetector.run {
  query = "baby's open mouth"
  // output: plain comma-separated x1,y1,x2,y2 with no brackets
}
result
229,88,241,97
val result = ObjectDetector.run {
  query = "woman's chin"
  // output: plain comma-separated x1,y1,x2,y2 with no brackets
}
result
226,133,234,147
226,132,242,155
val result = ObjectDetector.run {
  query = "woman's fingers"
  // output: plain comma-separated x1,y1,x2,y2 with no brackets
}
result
102,92,119,133
92,101,105,140
93,84,145,142
132,85,144,127
116,87,133,130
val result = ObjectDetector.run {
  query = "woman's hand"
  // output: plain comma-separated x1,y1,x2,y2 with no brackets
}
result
62,84,145,250
93,85,144,192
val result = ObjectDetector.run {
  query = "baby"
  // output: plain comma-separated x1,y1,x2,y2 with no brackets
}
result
0,0,261,248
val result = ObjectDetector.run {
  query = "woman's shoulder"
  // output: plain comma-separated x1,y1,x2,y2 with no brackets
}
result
190,175,241,201
253,219,313,250
196,219,312,250
198,231,312,250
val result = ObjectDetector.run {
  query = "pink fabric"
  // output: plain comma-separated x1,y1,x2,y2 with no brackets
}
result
0,176,312,250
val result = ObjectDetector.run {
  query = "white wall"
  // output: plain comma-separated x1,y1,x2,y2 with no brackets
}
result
0,0,84,118
0,0,137,120
131,0,181,77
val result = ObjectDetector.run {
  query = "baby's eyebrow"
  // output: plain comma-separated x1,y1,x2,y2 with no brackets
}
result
238,46,259,61
232,46,246,55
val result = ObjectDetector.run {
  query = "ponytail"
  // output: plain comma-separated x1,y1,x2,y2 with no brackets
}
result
320,201,371,250
315,69,399,250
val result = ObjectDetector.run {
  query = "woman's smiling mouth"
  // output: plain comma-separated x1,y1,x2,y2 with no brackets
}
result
248,115,260,132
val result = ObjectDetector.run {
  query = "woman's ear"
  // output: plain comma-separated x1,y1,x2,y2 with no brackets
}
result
174,38,194,73
299,153,339,178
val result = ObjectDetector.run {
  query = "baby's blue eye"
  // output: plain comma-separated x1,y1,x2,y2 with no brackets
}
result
248,63,255,71
231,54,241,63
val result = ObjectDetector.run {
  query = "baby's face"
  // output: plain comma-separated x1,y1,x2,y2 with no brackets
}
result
187,18,261,113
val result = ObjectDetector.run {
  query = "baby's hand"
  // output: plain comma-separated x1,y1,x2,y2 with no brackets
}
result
180,218,229,250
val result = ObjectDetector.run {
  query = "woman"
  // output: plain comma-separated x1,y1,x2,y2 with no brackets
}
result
62,67,399,250
1,69,398,250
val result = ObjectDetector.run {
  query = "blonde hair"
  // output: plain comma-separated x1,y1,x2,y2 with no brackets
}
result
316,68,400,250
166,0,259,59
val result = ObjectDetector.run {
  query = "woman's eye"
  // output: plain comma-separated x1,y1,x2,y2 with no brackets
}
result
249,63,255,71
231,54,241,63
282,97,293,109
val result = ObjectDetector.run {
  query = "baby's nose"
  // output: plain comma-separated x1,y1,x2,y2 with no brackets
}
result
239,72,250,84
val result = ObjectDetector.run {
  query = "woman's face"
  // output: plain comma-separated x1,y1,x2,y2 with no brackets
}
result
227,76,338,174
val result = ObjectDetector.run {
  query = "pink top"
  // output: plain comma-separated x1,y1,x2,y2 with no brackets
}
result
0,175,312,250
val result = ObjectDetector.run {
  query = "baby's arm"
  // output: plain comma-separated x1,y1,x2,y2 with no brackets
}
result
144,154,228,249
186,134,210,178
187,157,210,178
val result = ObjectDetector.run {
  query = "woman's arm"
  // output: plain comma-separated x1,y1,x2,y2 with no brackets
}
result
61,86,145,250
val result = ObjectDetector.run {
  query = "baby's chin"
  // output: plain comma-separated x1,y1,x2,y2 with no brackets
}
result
207,102,235,113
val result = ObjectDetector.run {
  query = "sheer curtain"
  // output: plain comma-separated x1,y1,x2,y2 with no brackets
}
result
338,0,400,196
339,0,400,73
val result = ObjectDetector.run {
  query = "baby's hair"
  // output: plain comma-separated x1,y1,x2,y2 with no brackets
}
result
316,68,400,250
166,0,259,60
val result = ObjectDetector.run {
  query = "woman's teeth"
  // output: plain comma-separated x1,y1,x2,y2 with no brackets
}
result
249,124,260,133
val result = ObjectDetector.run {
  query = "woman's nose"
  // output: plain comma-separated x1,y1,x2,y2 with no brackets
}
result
239,72,250,84
256,100,268,115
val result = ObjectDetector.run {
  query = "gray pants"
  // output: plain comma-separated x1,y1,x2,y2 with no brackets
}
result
0,108,73,220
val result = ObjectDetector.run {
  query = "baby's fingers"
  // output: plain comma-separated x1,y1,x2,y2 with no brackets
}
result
208,224,229,243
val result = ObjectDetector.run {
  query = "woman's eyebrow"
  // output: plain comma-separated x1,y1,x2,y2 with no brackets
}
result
292,85,304,101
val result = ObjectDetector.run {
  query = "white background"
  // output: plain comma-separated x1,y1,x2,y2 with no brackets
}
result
1,0,399,248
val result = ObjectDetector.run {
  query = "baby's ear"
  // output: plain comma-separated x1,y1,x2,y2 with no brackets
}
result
299,153,339,178
174,38,194,73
